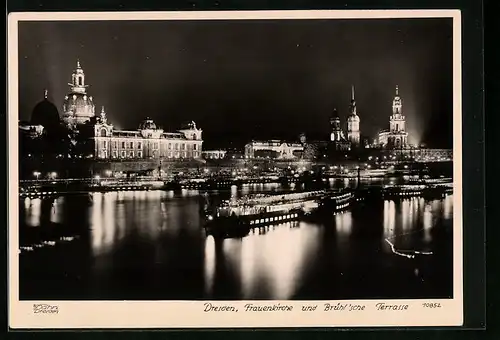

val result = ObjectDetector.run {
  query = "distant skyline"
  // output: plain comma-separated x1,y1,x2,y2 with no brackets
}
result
18,18,453,148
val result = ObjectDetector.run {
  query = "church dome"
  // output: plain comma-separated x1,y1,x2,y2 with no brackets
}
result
30,91,61,131
139,118,157,130
63,93,95,120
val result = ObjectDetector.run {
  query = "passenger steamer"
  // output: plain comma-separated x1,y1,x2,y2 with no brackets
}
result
204,190,354,237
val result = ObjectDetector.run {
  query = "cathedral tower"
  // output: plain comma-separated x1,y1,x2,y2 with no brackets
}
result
347,85,360,146
62,60,96,128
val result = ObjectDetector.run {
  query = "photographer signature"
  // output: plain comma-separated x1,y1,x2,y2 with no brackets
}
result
33,304,59,314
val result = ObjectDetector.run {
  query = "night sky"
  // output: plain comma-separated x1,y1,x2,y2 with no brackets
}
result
18,18,453,149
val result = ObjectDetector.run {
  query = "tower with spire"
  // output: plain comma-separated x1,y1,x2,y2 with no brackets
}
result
347,85,361,146
377,85,409,149
388,85,408,148
62,60,96,128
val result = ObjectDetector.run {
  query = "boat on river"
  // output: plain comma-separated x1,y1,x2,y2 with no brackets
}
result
203,189,355,238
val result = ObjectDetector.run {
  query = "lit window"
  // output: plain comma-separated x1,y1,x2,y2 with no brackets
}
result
121,151,126,158
112,151,117,158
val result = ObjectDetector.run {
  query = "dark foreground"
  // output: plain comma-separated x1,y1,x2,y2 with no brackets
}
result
19,181,453,300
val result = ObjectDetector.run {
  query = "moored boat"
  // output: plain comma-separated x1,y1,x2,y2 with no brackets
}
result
204,189,355,238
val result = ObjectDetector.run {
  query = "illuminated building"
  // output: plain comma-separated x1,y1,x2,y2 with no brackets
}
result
346,85,360,146
378,85,409,149
244,140,304,159
92,110,203,160
21,60,203,162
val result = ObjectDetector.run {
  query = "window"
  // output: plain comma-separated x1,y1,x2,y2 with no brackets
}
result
129,151,134,158
193,152,198,158
113,141,117,149
121,151,126,158
137,151,142,158
78,77,82,86
174,144,179,150
182,152,187,158
193,144,197,151
112,151,117,158
103,141,107,148
137,142,142,149
181,144,185,150
100,128,107,137
168,152,172,158
130,142,134,148
154,142,159,149
396,124,399,131
168,143,172,150
122,141,126,148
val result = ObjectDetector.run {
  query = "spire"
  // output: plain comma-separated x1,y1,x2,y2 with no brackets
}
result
77,59,81,69
395,85,399,96
351,85,355,101
44,89,48,99
100,106,107,123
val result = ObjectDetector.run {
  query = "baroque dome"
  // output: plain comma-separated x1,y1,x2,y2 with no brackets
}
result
30,92,61,131
139,118,157,130
63,93,95,119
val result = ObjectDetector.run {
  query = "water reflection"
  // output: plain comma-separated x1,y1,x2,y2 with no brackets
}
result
24,198,41,227
19,185,454,300
217,222,320,299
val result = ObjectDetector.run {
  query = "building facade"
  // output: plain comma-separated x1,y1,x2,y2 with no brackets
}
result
202,150,227,159
346,85,361,146
92,109,202,160
244,140,304,159
378,85,409,149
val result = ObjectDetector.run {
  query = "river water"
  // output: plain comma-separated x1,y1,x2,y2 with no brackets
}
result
19,179,454,300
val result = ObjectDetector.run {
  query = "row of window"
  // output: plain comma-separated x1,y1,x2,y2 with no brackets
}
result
101,140,198,151
99,151,200,159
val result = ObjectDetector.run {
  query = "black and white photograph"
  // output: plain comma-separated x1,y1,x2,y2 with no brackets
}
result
8,10,462,328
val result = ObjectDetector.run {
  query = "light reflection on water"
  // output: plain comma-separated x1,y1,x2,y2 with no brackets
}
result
19,185,454,300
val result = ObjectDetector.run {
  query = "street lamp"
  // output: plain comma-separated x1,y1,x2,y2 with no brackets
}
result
33,171,41,180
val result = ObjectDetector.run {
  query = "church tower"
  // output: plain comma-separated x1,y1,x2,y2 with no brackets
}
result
347,85,360,146
388,85,408,148
329,108,350,151
62,60,96,128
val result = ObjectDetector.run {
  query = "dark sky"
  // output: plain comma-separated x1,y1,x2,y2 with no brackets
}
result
18,18,453,149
